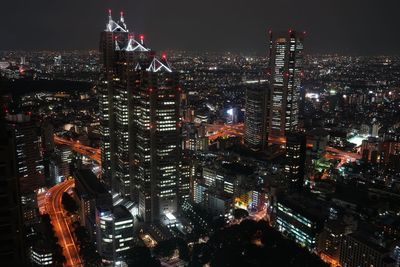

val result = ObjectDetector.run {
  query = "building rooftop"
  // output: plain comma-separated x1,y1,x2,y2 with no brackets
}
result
75,168,109,198
348,231,389,255
278,193,328,224
113,205,133,220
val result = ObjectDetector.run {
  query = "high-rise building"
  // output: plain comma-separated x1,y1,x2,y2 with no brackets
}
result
0,115,26,265
179,152,192,206
284,132,306,190
99,10,132,187
244,84,269,151
131,59,181,222
6,114,44,195
55,144,72,180
267,30,305,143
99,11,182,222
340,232,395,267
96,205,134,265
75,168,112,228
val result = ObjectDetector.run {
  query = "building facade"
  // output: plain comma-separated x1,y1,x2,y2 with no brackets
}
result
284,132,307,190
267,30,305,142
6,114,44,195
99,11,182,223
244,84,269,151
96,205,134,265
275,196,325,251
340,233,395,267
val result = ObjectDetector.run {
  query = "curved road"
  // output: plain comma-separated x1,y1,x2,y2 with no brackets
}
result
54,136,101,164
47,179,82,267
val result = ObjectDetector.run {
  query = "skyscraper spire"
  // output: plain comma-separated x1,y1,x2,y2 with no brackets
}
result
120,11,125,23
105,9,128,32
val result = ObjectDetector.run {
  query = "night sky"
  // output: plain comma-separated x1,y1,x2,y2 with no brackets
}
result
1,0,399,55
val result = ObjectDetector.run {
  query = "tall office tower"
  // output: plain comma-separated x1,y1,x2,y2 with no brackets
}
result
284,132,306,190
99,10,131,187
0,116,26,265
244,84,269,151
267,30,305,143
112,48,151,198
99,11,181,222
132,58,181,222
6,114,44,195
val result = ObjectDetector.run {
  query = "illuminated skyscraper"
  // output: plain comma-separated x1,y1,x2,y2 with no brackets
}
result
99,10,131,187
99,11,181,222
131,60,181,222
267,30,305,142
244,84,269,151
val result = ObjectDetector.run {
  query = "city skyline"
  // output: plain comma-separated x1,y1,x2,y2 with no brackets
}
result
1,0,400,55
1,2,400,267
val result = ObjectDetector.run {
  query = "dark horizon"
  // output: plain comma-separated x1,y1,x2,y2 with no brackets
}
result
1,0,400,55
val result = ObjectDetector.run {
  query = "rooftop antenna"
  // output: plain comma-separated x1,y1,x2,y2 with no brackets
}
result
108,9,112,22
120,11,125,23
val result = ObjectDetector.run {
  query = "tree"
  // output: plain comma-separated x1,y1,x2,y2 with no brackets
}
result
126,246,161,267
188,219,329,267
153,239,176,258
232,208,249,220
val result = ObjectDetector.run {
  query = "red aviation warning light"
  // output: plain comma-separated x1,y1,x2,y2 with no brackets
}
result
162,53,167,60
140,34,145,44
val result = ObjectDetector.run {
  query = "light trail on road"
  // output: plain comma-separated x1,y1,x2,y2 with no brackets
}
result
47,179,82,267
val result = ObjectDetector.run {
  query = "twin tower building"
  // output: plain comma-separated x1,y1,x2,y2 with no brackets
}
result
99,11,181,223
99,11,305,223
244,30,305,150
